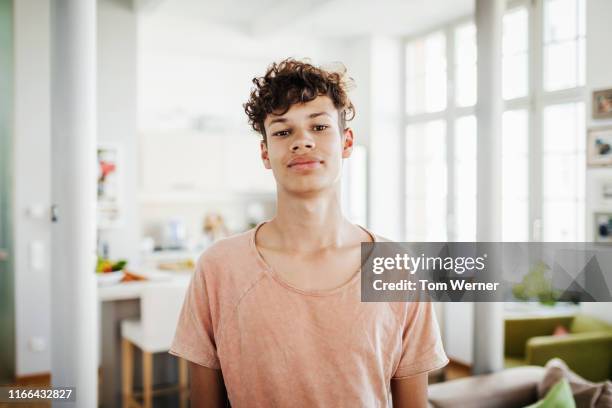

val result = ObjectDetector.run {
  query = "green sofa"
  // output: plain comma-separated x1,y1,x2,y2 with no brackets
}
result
504,314,612,382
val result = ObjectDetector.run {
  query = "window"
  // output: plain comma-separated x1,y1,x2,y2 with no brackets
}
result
403,0,586,243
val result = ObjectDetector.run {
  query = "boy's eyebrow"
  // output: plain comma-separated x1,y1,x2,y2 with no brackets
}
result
309,112,332,119
268,117,288,126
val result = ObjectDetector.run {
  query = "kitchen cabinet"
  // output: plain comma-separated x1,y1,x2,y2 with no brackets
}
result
139,130,275,195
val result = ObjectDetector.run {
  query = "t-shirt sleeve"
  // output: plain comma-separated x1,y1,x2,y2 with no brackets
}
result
169,257,221,369
392,302,449,379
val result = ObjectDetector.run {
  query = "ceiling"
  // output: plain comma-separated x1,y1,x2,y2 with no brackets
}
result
140,0,474,38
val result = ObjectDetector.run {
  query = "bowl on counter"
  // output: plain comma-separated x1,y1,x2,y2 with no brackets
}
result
97,271,124,286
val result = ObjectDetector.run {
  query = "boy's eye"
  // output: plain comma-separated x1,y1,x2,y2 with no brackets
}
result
314,124,329,131
273,130,290,137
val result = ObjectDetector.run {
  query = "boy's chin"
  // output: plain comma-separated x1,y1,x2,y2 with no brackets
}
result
278,179,335,196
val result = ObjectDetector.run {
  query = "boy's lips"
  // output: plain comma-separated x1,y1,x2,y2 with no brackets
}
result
287,156,324,170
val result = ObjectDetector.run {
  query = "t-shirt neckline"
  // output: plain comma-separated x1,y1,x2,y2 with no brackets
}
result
249,221,377,297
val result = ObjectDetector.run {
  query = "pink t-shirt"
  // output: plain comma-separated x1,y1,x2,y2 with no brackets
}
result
170,224,448,407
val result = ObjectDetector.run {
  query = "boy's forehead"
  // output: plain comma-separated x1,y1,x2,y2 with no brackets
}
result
265,95,338,125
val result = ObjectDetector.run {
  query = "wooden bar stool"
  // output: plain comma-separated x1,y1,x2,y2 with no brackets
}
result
121,283,189,408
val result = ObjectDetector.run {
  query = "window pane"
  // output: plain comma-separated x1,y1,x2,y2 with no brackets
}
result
544,0,578,43
503,7,528,100
504,200,529,241
454,116,476,241
456,63,477,107
406,76,426,116
406,32,447,114
425,67,447,113
577,36,586,86
543,103,583,153
346,145,367,226
406,120,447,241
543,0,585,91
502,110,529,241
503,7,528,55
578,0,586,37
503,53,528,100
544,40,579,91
455,23,476,107
542,201,584,241
542,102,585,241
455,23,476,64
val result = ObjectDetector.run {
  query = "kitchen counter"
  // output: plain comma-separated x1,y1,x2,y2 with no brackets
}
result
98,268,191,302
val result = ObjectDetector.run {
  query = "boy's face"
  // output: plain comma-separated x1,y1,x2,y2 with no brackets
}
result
260,95,354,195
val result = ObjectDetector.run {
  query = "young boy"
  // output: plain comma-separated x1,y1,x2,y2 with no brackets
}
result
170,59,448,407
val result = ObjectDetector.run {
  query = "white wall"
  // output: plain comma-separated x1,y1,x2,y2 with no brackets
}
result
13,0,52,376
582,0,612,324
97,0,140,263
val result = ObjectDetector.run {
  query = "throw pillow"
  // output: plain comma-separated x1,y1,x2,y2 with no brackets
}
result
539,358,605,408
553,325,570,336
526,378,576,408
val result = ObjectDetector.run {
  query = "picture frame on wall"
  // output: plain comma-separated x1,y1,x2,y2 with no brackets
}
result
587,126,612,167
594,212,612,244
97,143,124,229
592,88,612,119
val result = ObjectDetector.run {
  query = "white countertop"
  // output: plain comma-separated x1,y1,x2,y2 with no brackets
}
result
97,268,191,302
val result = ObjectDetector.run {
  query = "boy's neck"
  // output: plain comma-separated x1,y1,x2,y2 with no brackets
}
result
267,187,353,252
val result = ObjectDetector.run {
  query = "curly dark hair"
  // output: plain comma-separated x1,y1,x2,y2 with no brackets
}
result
244,58,355,142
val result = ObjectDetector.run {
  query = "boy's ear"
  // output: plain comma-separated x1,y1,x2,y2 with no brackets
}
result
342,128,354,159
260,140,272,169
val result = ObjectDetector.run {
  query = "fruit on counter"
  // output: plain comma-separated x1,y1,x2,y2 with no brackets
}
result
121,270,147,282
96,257,128,273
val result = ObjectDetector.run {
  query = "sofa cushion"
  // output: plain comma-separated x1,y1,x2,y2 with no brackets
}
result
527,379,575,408
428,366,544,408
538,358,608,408
570,315,612,334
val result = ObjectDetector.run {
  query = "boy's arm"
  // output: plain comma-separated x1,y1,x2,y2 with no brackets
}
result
391,373,428,408
190,363,228,408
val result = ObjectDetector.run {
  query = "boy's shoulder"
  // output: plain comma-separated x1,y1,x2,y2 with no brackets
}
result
197,228,254,265
193,227,266,292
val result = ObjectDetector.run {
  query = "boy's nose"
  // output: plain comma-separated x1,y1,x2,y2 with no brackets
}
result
290,132,315,152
